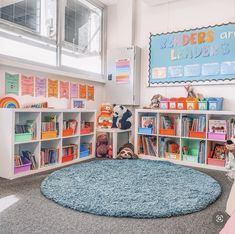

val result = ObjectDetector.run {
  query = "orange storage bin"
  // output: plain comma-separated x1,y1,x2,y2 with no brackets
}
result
62,128,74,137
41,130,57,139
189,131,206,139
159,128,176,136
81,127,91,135
169,98,178,110
165,152,181,160
62,155,74,163
177,97,187,110
186,98,198,110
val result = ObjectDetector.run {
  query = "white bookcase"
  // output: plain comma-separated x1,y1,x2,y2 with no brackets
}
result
134,109,235,172
0,109,96,179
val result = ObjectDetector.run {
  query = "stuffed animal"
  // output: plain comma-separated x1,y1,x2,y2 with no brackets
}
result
116,143,138,159
143,94,162,109
184,85,203,100
225,138,235,179
96,133,109,158
97,103,113,128
112,105,132,130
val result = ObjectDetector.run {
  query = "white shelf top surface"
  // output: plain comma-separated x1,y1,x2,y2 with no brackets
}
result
0,108,96,113
96,127,133,133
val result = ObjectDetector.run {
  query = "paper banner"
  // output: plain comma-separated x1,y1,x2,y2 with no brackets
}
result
87,85,94,101
5,72,19,95
116,59,130,84
48,79,58,98
35,77,47,97
21,75,34,96
70,82,78,99
79,84,87,99
60,81,69,99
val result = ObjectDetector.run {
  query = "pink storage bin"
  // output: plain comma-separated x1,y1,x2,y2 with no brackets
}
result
207,158,225,167
207,132,226,141
14,163,31,174
160,98,169,110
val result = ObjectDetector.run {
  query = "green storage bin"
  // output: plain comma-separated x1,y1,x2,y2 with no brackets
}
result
198,99,208,110
15,133,33,142
182,149,198,163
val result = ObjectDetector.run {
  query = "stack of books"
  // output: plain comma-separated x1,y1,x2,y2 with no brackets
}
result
15,120,37,139
182,116,206,137
63,120,78,134
42,115,59,133
159,115,180,135
159,137,179,158
62,144,78,159
40,148,59,167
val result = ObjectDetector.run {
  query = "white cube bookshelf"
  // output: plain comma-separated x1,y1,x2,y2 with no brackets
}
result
0,109,96,179
134,109,235,172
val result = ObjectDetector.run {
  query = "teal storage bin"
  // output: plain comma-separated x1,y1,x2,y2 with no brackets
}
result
198,99,208,110
15,133,33,142
182,148,198,163
208,97,223,110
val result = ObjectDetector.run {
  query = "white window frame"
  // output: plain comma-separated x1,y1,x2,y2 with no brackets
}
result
0,0,106,82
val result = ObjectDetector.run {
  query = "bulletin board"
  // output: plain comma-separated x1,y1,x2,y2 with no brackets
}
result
148,22,235,86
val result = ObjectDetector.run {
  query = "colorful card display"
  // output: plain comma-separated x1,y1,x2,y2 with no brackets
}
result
48,79,58,98
60,81,69,99
70,82,78,99
5,72,19,95
87,85,94,101
35,77,47,97
79,84,87,99
21,75,34,96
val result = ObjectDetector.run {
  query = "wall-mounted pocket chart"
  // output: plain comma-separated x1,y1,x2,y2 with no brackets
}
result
148,22,235,86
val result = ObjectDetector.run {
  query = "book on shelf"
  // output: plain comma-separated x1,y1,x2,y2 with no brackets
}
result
159,115,180,135
139,136,157,156
209,120,227,134
14,151,37,169
182,116,206,137
81,142,92,154
15,120,37,139
63,120,78,134
198,141,206,164
159,137,179,158
141,116,156,129
40,148,59,167
211,144,227,160
62,144,78,159
42,115,59,133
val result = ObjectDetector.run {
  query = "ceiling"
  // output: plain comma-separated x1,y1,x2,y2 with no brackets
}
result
99,0,180,6
99,0,117,5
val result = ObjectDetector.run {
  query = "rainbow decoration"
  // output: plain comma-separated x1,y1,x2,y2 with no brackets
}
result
0,97,20,108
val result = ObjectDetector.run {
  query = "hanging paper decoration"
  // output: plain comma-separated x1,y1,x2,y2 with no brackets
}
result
87,85,94,101
35,77,47,97
5,72,19,95
21,75,34,96
79,84,87,99
70,82,78,99
48,79,58,98
60,81,69,99
0,97,20,108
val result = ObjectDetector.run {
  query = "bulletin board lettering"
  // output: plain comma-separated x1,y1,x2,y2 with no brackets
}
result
148,23,235,86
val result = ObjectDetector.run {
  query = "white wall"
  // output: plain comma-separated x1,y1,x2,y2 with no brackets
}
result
107,0,235,110
0,65,105,109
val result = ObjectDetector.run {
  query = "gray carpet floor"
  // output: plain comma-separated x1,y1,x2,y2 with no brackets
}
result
0,160,233,234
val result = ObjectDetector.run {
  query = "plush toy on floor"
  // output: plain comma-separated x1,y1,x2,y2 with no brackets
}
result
116,143,138,159
225,138,235,179
96,133,109,158
112,105,132,130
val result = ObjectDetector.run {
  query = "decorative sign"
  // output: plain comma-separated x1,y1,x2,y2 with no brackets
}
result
116,59,130,84
79,84,87,99
87,85,94,101
48,79,58,98
5,72,19,95
60,81,69,99
21,75,34,96
70,82,78,99
35,77,47,97
149,23,235,86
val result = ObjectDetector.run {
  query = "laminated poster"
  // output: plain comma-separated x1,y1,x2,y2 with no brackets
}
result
5,72,19,95
70,82,78,99
116,59,130,84
35,77,47,97
79,84,87,99
87,85,94,101
60,81,69,99
21,75,34,96
48,79,58,98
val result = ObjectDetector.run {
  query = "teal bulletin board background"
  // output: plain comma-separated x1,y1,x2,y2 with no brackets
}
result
148,23,235,86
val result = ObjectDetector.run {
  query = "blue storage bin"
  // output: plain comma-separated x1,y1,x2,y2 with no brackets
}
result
80,145,89,158
208,97,223,111
138,127,153,134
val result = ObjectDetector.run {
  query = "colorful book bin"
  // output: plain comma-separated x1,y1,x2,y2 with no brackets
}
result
186,98,198,110
198,99,208,110
160,98,169,110
208,98,223,111
169,98,178,110
177,98,187,110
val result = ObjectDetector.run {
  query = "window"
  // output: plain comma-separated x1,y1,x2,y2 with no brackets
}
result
0,0,104,76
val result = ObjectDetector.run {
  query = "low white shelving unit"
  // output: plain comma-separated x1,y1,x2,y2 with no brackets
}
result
0,109,96,179
134,109,235,171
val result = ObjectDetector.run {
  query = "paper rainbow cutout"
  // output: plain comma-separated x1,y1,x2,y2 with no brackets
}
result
0,97,20,108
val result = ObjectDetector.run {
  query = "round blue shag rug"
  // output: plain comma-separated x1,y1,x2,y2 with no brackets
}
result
41,160,221,218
